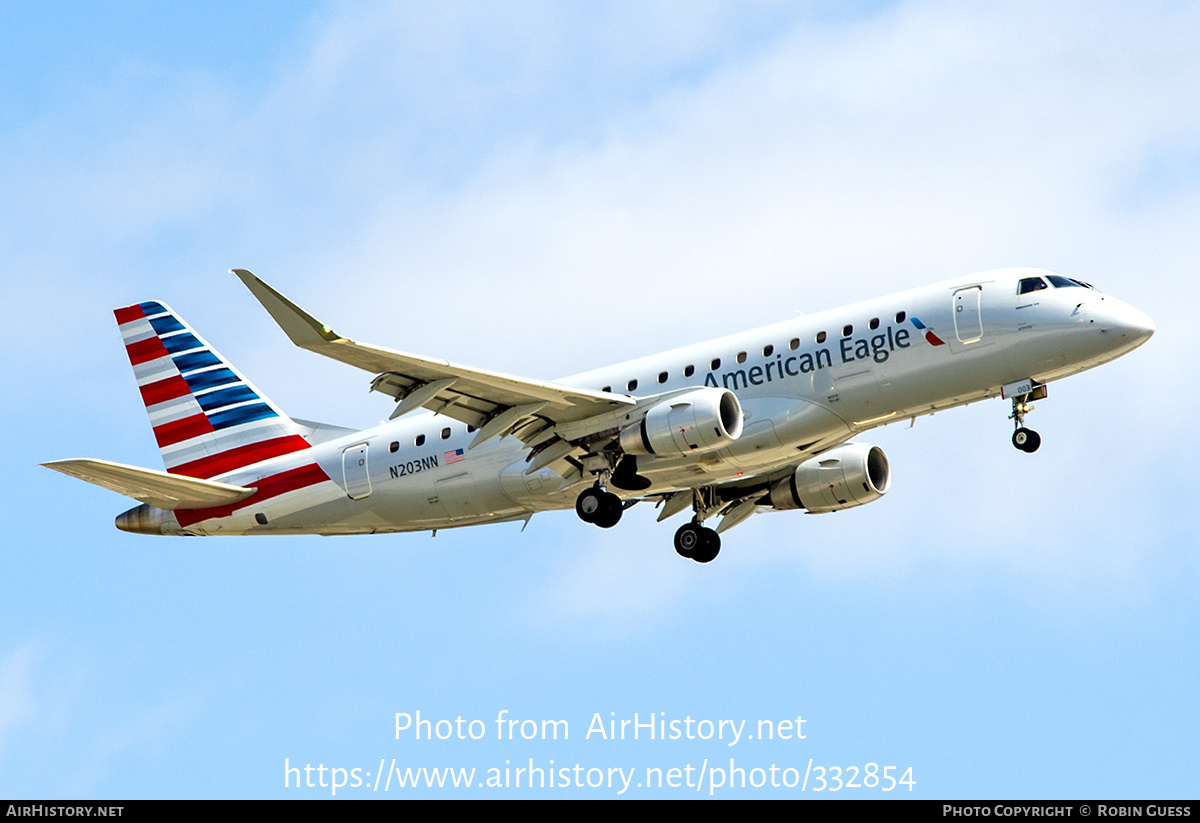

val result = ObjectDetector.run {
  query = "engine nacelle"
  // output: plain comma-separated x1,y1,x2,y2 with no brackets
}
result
618,388,744,457
769,443,890,513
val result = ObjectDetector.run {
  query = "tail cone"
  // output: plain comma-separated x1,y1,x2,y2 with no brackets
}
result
115,504,165,535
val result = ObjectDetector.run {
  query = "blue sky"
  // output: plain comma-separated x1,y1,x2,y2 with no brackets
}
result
3,0,1198,798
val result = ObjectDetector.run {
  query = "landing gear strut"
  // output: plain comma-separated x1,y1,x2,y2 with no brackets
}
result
1009,394,1041,453
671,487,722,563
575,485,623,529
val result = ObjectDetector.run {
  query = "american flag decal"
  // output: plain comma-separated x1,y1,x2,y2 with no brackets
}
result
444,448,465,464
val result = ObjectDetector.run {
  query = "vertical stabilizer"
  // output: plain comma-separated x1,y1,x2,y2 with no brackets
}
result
114,301,311,479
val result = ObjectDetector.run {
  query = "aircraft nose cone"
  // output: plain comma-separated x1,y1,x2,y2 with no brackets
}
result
1131,309,1155,342
1108,303,1156,347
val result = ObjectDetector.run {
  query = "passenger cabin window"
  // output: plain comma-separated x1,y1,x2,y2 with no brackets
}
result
658,371,668,384
842,324,853,337
736,351,747,364
389,441,399,453
1018,277,1048,295
895,311,906,323
816,331,826,344
602,386,611,393
710,358,721,370
627,379,638,391
869,318,880,330
415,434,425,446
440,427,451,440
762,344,774,357
789,338,800,350
684,365,695,377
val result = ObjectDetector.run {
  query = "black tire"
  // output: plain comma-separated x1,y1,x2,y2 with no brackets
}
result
1012,428,1041,453
674,523,702,558
692,528,721,564
592,492,623,529
575,487,604,523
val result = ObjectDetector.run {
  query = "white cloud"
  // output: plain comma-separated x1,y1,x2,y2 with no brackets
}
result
0,644,41,764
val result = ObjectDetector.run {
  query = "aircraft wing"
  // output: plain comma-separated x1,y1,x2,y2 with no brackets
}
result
234,271,636,449
42,459,256,510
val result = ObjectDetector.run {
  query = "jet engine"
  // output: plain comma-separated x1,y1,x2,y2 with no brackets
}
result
768,443,890,513
618,388,743,457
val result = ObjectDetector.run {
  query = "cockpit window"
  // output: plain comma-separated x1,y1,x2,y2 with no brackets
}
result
1017,277,1048,295
1048,275,1094,290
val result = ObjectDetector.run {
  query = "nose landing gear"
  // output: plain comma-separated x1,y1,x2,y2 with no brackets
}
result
1012,426,1041,452
1008,392,1043,453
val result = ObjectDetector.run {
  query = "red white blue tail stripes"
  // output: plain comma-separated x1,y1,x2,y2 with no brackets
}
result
115,301,312,480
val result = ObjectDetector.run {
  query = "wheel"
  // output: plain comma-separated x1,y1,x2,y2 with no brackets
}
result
592,492,623,529
674,524,720,562
691,528,721,564
575,487,605,523
674,523,703,558
1012,428,1041,453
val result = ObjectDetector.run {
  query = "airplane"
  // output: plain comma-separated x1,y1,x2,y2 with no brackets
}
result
43,268,1154,563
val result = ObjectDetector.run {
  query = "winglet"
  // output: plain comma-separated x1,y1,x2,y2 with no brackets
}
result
231,269,341,349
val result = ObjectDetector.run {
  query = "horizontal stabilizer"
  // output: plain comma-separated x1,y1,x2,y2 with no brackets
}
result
42,459,255,510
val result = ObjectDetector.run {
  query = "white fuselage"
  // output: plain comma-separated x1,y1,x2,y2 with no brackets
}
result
154,268,1154,536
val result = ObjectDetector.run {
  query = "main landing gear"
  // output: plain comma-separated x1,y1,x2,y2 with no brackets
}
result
1009,394,1042,453
575,482,722,563
575,485,624,529
674,521,720,564
672,486,722,563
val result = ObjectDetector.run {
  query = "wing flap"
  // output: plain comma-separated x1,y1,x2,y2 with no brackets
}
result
43,459,256,510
